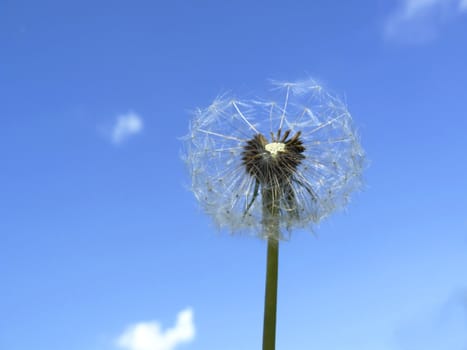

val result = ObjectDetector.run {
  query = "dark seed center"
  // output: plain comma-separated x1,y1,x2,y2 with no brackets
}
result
241,129,306,185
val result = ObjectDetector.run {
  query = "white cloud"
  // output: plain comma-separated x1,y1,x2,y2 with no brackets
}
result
384,0,467,43
111,112,143,144
116,308,195,350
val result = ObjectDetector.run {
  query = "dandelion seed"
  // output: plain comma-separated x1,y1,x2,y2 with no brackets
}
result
183,78,364,240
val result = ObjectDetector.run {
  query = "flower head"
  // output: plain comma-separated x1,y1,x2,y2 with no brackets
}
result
183,79,364,240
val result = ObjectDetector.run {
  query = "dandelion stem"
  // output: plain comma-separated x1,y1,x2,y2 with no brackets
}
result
262,236,279,350
262,188,280,350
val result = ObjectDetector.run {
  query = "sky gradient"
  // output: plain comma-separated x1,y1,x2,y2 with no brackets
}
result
1,1,467,349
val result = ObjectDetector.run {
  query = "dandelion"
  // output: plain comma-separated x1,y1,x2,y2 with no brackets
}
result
183,78,364,349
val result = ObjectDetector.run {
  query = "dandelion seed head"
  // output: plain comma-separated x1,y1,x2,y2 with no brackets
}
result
183,78,364,240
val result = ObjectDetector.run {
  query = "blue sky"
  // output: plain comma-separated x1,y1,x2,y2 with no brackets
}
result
1,0,467,349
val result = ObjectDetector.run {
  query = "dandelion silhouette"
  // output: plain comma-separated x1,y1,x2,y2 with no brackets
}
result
183,78,364,349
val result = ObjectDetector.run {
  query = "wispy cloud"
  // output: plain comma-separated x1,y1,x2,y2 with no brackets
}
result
384,0,467,43
110,112,143,145
116,308,195,350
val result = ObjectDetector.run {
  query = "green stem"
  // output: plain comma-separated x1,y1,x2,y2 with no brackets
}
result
262,187,280,350
262,237,279,350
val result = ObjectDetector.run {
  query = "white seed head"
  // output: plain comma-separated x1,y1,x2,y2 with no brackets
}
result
182,78,365,240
